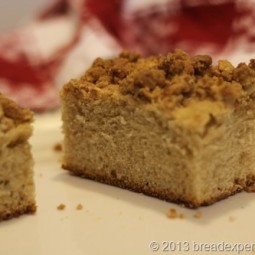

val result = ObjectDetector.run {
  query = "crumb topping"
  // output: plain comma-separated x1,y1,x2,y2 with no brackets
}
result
0,93,33,132
80,49,255,109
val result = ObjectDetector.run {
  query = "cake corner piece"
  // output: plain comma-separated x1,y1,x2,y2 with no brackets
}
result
0,93,36,221
60,50,255,208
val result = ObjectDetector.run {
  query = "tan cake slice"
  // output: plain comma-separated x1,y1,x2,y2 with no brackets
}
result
0,93,36,220
61,50,255,208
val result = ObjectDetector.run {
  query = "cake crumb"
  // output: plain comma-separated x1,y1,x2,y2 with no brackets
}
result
53,143,62,152
179,213,185,219
193,211,202,219
76,203,83,210
167,208,178,218
57,203,66,210
167,208,184,219
228,216,236,222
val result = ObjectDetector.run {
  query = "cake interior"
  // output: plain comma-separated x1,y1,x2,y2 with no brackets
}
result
0,142,35,220
0,94,36,220
61,84,255,208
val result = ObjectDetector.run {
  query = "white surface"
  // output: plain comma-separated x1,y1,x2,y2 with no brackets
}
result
0,111,254,255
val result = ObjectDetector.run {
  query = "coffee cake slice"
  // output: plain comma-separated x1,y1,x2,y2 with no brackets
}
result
0,93,36,220
61,50,255,208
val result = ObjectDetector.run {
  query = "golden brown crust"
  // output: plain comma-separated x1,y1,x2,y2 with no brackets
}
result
244,175,255,192
0,203,36,221
64,49,255,110
63,165,254,209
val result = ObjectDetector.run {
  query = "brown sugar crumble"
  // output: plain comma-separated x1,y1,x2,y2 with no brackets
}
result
57,203,66,210
80,49,255,110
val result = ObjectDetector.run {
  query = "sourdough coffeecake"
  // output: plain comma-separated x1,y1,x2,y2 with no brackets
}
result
61,50,255,208
0,93,36,220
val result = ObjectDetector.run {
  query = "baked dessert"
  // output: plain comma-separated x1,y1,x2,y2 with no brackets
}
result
61,49,255,208
0,93,36,220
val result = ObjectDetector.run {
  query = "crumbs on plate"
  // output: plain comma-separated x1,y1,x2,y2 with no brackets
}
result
57,203,66,210
228,216,236,222
57,203,84,211
53,142,62,152
76,203,83,210
167,208,184,219
193,211,202,219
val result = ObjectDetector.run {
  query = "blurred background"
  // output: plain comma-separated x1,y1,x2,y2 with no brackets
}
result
0,0,47,32
0,0,254,111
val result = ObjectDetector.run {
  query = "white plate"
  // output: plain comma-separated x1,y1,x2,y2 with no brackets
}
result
0,110,255,255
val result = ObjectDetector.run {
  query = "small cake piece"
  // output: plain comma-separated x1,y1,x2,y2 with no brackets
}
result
0,93,36,220
60,50,255,208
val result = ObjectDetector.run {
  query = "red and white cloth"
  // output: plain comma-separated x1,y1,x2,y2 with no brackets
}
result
0,0,255,111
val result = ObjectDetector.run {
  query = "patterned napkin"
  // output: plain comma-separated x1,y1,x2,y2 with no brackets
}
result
0,0,254,110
